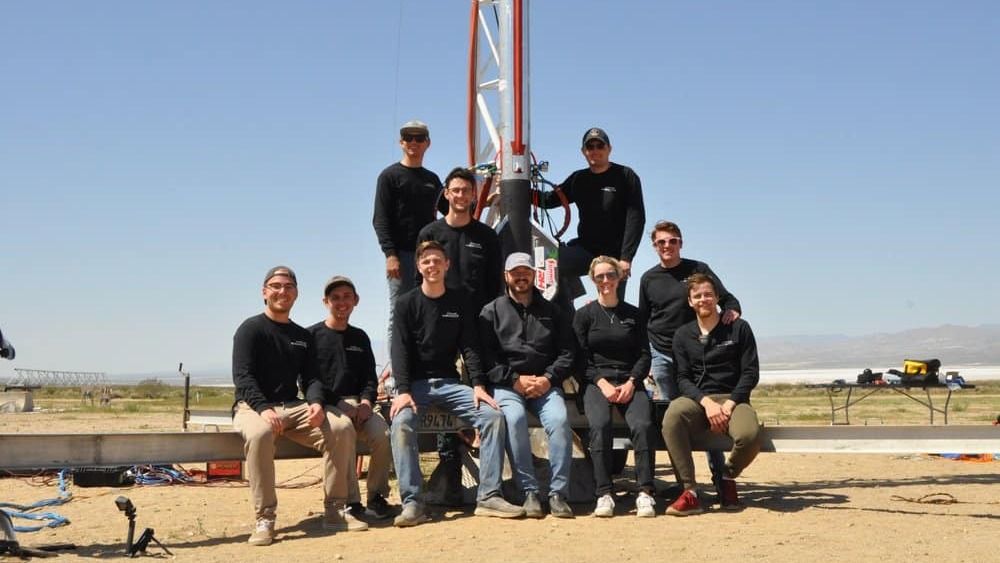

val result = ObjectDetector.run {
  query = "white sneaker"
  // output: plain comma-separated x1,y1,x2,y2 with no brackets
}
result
593,494,615,518
248,517,275,546
636,491,655,518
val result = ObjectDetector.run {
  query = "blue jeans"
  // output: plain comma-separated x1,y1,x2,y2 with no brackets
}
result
390,378,505,506
650,346,726,487
650,346,678,401
385,250,416,363
493,386,573,497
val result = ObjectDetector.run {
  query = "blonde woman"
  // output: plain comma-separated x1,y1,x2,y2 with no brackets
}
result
573,256,655,518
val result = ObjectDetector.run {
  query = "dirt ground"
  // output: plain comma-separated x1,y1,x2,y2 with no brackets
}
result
2,412,999,562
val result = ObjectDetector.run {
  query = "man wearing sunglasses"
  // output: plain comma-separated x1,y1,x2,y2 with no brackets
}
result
535,127,645,311
232,266,366,546
373,120,444,372
638,221,741,507
638,221,741,402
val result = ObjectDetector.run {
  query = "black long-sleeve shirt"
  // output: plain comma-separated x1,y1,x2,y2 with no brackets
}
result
372,162,443,257
232,313,323,414
308,322,378,405
478,289,577,388
638,258,741,355
673,318,759,404
537,163,645,261
417,218,502,314
573,300,651,385
391,288,484,394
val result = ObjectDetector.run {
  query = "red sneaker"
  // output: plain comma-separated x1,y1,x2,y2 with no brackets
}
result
666,489,703,516
719,478,742,511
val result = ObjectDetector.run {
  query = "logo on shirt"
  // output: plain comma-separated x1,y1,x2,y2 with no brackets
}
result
441,311,460,319
289,340,308,348
718,340,735,347
620,318,636,327
465,241,483,249
601,186,617,193
345,345,364,353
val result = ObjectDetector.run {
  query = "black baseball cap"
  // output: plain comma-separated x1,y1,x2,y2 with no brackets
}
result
581,127,610,148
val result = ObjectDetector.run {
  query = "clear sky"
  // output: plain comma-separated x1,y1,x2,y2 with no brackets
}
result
2,1,998,380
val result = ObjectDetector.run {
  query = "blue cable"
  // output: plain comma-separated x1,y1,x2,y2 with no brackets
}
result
0,469,72,532
132,465,194,486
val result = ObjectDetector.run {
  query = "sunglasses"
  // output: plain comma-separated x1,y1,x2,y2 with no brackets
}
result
584,142,606,150
402,134,428,143
266,282,297,291
593,272,619,282
654,237,682,247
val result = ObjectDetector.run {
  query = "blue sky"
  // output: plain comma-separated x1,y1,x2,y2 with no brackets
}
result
2,1,998,379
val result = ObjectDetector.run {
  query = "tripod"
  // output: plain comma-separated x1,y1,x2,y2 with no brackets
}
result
116,497,172,558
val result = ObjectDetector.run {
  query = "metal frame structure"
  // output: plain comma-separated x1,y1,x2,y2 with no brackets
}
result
468,0,531,228
5,368,108,389
468,0,563,298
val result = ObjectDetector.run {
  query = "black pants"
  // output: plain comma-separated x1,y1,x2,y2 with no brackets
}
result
583,383,655,496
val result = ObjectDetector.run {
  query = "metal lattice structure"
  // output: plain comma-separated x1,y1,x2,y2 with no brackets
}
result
7,368,108,388
468,0,562,299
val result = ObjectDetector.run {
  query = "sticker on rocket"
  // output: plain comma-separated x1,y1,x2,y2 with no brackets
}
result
538,258,556,300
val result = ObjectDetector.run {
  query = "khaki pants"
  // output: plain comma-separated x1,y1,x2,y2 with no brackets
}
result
661,395,761,490
233,401,356,519
337,397,392,503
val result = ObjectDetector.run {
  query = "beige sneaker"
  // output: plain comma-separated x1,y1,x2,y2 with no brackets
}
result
323,506,369,532
247,518,275,546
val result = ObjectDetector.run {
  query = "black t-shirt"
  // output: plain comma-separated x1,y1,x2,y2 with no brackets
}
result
573,300,651,384
232,313,323,413
638,258,741,354
372,162,443,257
539,162,645,261
391,288,484,393
308,322,378,404
417,218,502,313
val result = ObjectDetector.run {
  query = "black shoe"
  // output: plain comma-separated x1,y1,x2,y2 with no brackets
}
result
659,483,684,503
365,495,393,520
347,502,366,519
548,493,574,519
523,492,544,519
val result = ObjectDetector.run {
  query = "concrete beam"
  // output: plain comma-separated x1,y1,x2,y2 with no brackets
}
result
1,425,997,471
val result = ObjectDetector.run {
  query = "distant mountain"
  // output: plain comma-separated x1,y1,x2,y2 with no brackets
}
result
90,324,1000,383
759,324,1000,369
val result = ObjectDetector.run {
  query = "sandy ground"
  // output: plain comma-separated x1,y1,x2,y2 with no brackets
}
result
2,412,999,562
